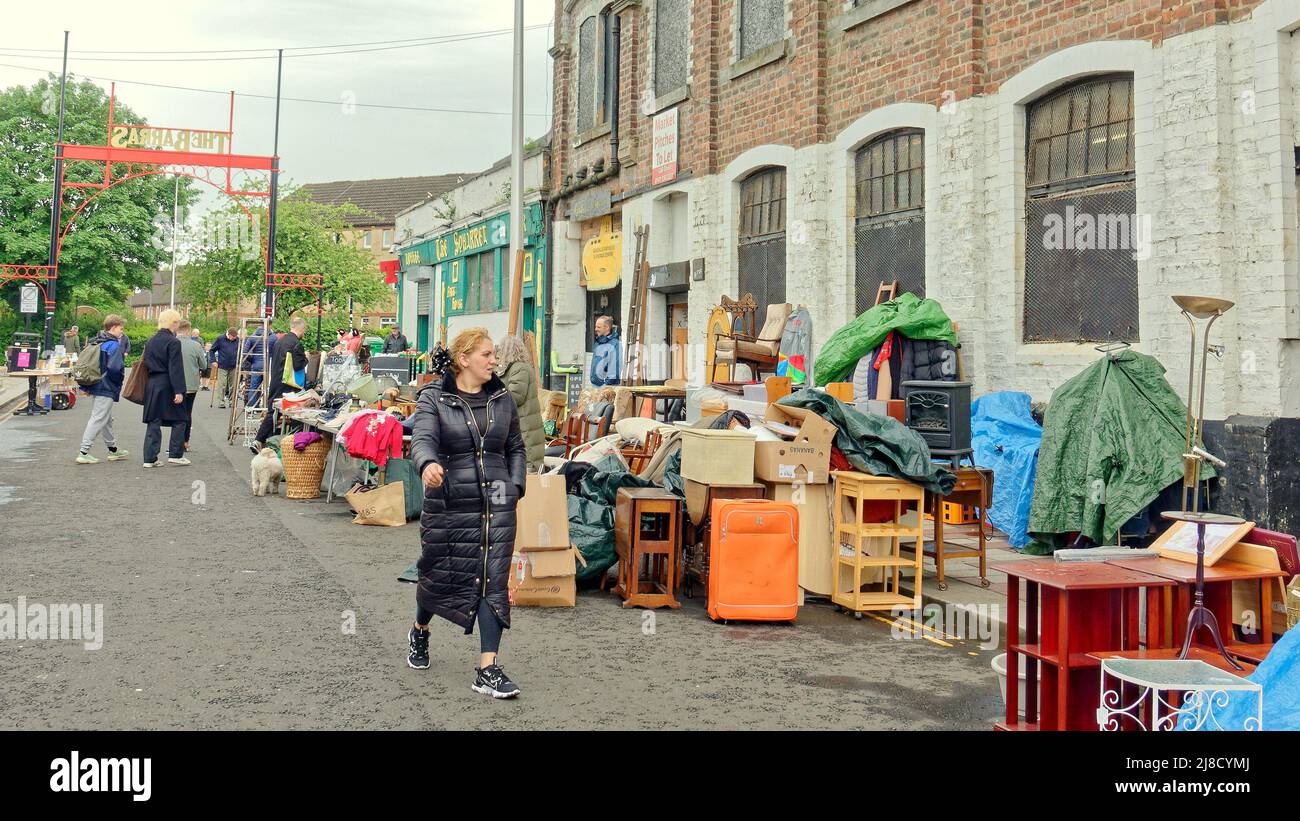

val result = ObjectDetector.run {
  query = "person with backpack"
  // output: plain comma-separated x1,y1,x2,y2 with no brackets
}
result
75,315,130,464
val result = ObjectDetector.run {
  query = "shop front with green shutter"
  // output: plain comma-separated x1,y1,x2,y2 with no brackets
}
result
397,202,546,356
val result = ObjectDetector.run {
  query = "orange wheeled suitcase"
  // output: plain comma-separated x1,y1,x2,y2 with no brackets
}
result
707,498,799,622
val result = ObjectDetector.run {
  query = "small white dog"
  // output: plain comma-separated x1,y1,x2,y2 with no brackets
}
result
250,447,283,497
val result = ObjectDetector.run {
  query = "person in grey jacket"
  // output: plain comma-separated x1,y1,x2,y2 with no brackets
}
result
177,320,210,452
496,334,544,472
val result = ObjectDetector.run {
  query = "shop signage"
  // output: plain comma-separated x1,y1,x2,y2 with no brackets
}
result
569,189,612,224
582,228,622,291
110,125,228,154
651,107,679,186
648,261,689,293
19,284,38,314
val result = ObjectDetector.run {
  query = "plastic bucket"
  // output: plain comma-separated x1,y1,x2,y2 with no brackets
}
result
991,652,1028,717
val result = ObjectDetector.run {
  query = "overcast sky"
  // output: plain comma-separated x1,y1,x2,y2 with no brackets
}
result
0,0,555,218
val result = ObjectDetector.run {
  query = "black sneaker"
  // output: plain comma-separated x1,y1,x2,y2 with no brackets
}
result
407,626,430,670
472,664,520,699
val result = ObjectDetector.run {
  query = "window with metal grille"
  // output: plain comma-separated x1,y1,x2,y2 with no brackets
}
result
739,0,783,60
854,129,925,314
1023,75,1139,343
738,166,787,309
655,0,690,98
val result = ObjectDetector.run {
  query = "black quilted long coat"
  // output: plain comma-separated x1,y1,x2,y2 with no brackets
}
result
410,369,527,632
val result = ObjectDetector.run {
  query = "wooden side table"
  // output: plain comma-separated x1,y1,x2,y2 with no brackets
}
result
992,560,1176,731
1107,557,1287,665
830,471,925,617
907,466,992,590
614,487,682,609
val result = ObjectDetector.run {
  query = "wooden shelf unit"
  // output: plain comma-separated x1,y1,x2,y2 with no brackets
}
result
830,471,925,615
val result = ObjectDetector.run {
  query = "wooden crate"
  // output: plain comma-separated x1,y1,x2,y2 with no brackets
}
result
830,471,925,616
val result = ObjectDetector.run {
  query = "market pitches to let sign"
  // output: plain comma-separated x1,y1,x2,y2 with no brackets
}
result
110,124,230,154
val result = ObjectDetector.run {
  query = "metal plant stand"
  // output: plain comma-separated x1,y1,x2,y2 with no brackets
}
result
1098,658,1261,731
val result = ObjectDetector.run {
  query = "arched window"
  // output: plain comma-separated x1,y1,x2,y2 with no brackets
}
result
854,128,924,314
737,166,786,309
1023,75,1138,343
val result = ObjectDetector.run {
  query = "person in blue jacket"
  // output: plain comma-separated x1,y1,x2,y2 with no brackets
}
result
590,314,622,386
241,325,270,407
208,328,241,408
76,314,130,464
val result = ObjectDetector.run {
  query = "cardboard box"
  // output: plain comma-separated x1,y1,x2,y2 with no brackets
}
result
510,545,586,607
754,404,836,485
511,474,583,607
679,427,756,485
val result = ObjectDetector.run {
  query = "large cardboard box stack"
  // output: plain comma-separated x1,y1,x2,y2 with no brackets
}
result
511,474,585,607
754,404,835,485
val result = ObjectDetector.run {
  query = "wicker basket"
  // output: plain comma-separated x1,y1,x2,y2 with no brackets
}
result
280,439,329,500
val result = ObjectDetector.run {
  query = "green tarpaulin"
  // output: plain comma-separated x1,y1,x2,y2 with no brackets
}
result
813,293,960,386
1026,350,1211,553
778,390,956,496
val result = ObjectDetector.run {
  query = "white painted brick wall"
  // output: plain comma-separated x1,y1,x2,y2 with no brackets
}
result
550,9,1300,414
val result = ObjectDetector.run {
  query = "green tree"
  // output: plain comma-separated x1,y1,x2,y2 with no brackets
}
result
182,184,390,320
0,76,195,324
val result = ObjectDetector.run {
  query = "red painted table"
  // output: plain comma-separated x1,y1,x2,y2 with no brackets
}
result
992,560,1177,731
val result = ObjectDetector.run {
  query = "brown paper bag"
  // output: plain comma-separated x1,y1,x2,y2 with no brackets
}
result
122,364,147,405
346,481,407,527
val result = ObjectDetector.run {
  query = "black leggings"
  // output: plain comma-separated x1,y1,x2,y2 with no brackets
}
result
416,601,503,656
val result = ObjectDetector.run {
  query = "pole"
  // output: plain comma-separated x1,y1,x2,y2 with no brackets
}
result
264,48,283,320
507,0,525,333
44,31,69,351
168,175,179,308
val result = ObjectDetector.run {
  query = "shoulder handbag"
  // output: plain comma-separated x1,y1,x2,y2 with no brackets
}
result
122,363,147,405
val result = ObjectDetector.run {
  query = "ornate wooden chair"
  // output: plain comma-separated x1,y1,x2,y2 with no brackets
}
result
714,294,791,380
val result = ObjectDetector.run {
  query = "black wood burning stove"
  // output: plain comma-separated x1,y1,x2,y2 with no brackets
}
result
901,380,972,465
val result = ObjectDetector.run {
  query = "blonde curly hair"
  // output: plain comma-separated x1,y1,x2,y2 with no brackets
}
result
447,327,494,374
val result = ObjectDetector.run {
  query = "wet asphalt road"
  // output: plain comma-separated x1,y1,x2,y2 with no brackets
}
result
0,386,1004,730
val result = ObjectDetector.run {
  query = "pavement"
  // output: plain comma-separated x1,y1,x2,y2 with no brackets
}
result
0,383,1007,730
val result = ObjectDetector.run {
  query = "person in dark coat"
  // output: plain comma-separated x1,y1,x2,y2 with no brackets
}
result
408,326,527,699
251,317,308,451
382,325,409,353
140,309,189,467
209,328,241,408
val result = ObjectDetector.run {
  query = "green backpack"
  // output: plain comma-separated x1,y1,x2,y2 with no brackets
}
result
71,342,104,387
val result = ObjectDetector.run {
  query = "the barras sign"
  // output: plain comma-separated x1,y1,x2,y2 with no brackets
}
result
110,125,229,153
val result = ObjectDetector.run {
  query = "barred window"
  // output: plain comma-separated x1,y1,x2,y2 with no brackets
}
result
655,0,690,98
854,129,925,312
1023,75,1139,343
739,0,783,60
738,167,787,309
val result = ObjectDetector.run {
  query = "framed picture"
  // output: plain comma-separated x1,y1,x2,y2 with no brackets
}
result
1151,518,1255,566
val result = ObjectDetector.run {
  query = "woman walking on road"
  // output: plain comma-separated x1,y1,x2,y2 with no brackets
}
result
495,334,544,473
407,327,528,699
140,309,190,468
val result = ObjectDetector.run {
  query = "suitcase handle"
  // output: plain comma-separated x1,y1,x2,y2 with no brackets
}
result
719,508,796,541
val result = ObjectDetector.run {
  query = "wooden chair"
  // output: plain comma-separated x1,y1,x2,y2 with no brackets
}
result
715,295,791,380
545,412,587,459
621,429,663,474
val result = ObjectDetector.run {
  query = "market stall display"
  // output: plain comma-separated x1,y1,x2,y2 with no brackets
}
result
813,292,959,386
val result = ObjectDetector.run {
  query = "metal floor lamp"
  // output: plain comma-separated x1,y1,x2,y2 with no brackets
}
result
1161,295,1244,671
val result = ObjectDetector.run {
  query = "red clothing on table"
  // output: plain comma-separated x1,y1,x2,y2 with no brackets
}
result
341,410,403,467
345,335,363,355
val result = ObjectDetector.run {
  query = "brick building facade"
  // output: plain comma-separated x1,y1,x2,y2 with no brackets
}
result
546,0,1300,531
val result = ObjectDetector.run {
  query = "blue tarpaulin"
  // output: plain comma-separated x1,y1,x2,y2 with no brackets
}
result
1180,625,1300,731
971,392,1041,549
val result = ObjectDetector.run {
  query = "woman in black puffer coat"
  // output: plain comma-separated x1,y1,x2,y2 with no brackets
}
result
408,327,527,699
